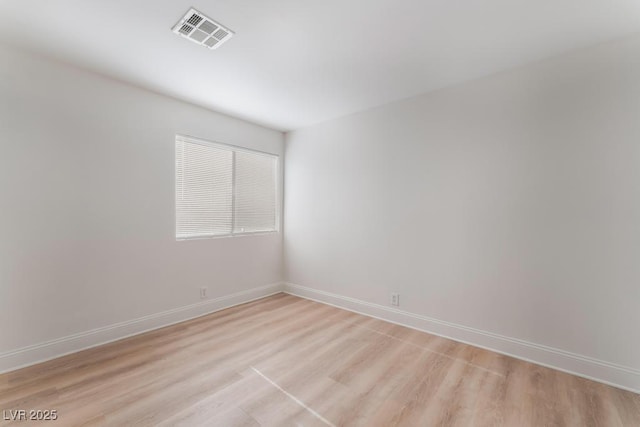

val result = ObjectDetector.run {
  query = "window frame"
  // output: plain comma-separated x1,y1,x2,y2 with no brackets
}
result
175,134,280,241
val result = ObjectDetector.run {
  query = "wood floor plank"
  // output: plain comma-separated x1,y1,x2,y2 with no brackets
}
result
0,293,638,426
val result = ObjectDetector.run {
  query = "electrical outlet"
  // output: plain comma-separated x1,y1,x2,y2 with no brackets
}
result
200,287,207,299
390,293,400,307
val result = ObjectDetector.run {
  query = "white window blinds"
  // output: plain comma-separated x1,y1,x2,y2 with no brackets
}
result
175,136,278,239
234,151,277,233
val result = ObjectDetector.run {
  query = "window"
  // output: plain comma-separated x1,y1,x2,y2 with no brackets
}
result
175,135,278,239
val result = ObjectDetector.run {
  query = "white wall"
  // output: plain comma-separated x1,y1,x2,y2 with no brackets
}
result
0,44,284,359
285,36,640,383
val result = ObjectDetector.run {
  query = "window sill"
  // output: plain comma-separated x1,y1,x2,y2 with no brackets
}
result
176,230,279,241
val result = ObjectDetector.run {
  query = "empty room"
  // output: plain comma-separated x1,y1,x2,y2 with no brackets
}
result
1,0,639,425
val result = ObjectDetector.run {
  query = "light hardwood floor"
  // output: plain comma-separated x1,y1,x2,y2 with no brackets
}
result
1,293,638,426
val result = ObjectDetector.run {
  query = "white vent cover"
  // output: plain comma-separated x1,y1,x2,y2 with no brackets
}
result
172,8,234,50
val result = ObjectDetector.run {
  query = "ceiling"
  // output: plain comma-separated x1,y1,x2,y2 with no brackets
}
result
1,1,639,131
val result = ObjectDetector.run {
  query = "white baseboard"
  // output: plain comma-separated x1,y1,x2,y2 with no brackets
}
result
284,282,640,394
0,282,285,374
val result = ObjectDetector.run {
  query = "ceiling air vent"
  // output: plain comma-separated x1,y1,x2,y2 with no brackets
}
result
172,8,234,50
